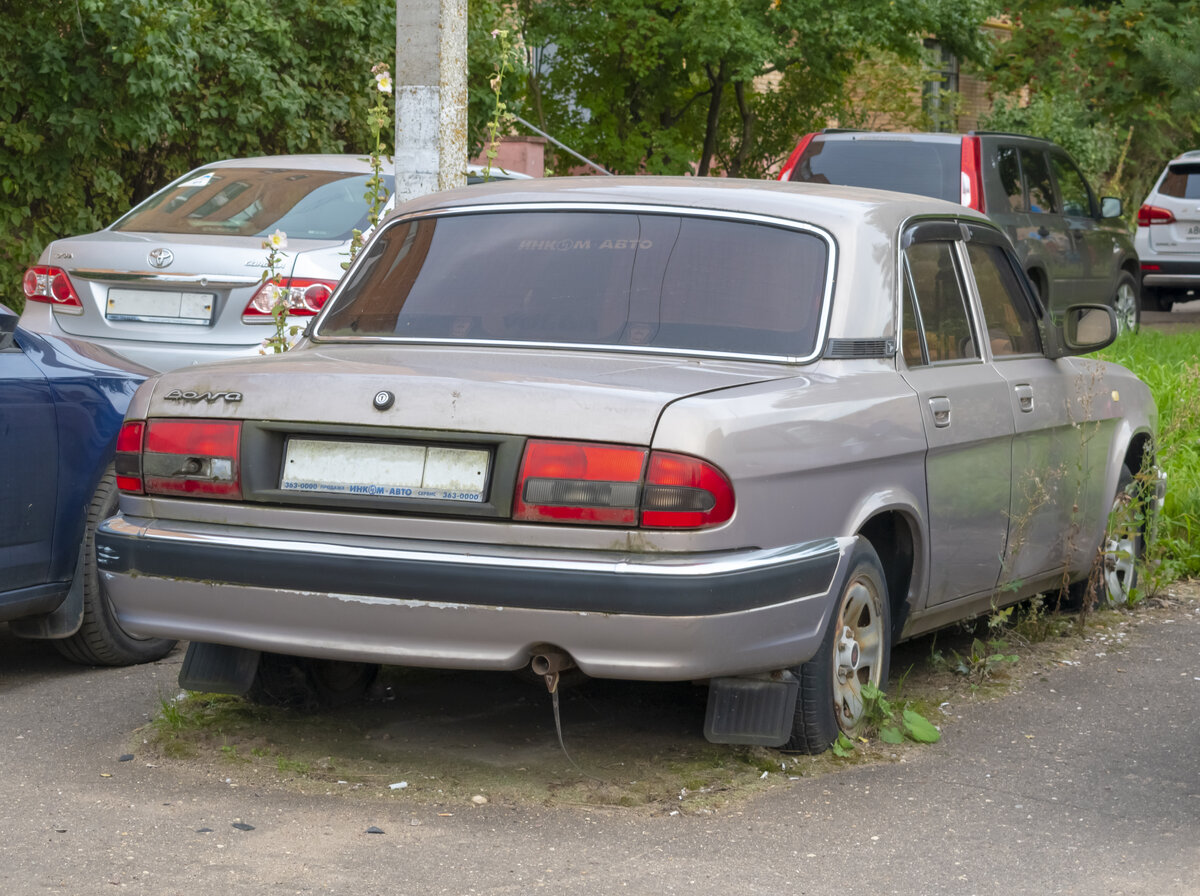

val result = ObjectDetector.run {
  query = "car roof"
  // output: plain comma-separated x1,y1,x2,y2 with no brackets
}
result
195,155,529,179
1168,149,1200,164
385,176,990,243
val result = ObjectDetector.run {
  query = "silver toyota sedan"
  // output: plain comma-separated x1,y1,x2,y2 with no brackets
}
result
19,155,525,372
95,177,1158,753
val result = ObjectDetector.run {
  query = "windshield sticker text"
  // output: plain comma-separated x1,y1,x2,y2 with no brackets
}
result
517,239,653,251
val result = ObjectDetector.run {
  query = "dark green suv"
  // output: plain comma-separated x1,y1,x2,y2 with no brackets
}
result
780,130,1141,332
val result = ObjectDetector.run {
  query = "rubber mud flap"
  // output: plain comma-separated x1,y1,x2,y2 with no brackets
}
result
704,673,800,747
179,642,261,695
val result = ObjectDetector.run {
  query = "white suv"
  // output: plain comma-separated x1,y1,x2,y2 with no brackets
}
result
1135,149,1200,312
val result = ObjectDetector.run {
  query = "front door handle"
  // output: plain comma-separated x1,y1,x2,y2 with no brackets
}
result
1014,383,1034,413
929,396,952,428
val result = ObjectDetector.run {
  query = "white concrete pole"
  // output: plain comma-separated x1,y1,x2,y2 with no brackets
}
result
394,0,468,202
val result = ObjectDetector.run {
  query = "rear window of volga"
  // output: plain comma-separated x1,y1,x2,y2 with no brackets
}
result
316,211,829,357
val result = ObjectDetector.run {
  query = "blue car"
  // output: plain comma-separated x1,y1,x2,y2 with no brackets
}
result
0,303,175,665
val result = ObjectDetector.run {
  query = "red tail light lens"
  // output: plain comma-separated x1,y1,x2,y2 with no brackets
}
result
22,266,83,310
960,136,984,212
641,452,735,529
133,419,243,498
114,421,146,493
242,278,337,321
778,132,817,182
513,440,735,529
514,440,645,524
1137,204,1175,227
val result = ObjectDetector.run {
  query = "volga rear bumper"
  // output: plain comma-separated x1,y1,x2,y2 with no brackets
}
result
97,515,854,681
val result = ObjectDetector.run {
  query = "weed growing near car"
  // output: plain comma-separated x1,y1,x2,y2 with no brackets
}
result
1099,329,1200,580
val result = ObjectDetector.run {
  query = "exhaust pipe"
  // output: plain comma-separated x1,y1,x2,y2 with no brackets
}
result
530,647,575,693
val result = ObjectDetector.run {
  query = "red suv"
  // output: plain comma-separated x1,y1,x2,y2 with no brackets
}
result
779,130,1141,332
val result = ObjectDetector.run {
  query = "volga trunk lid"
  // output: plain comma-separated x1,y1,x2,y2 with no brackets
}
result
140,344,797,443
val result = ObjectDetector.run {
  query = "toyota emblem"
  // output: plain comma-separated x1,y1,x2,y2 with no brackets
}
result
148,248,174,269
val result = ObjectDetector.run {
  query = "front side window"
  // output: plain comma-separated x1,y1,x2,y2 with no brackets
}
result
318,210,830,358
1048,154,1094,218
966,242,1041,357
901,240,977,365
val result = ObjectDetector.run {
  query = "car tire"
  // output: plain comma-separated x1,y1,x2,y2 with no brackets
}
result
53,468,178,667
1063,465,1143,610
247,653,379,709
784,539,891,754
1113,272,1140,334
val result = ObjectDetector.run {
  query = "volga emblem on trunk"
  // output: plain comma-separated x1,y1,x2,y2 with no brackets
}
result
163,389,243,403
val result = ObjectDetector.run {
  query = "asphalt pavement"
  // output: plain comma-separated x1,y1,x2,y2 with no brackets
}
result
1,585,1197,895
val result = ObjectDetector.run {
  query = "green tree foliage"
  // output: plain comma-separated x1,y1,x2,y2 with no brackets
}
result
512,0,992,176
988,0,1200,204
0,0,394,308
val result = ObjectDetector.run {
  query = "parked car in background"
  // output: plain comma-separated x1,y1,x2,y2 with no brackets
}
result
779,130,1142,332
96,178,1158,753
1135,149,1200,311
0,303,175,665
18,156,529,373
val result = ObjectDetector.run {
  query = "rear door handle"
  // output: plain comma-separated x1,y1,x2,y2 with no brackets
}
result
929,396,952,428
1014,383,1034,413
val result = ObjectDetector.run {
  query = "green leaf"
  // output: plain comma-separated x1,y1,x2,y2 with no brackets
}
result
902,709,941,744
879,726,904,744
831,731,857,756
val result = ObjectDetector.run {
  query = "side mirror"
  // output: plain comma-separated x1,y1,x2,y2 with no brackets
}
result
1062,303,1117,354
1100,196,1123,219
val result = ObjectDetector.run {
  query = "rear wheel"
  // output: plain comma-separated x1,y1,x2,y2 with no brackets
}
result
1113,272,1140,334
53,468,177,666
247,653,379,709
784,540,891,754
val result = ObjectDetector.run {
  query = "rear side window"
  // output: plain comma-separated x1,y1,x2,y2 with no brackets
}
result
1159,163,1200,199
1019,150,1058,215
901,241,977,365
112,168,394,240
318,211,830,358
790,139,961,202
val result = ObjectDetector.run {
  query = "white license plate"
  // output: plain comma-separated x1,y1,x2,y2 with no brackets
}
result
281,439,488,503
106,288,215,325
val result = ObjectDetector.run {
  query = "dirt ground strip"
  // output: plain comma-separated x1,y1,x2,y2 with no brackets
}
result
138,579,1200,814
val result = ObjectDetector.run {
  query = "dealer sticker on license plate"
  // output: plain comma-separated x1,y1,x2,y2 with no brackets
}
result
281,438,488,503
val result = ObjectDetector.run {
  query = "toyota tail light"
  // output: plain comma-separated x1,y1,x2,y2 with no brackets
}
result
23,266,83,311
778,132,817,182
242,278,337,322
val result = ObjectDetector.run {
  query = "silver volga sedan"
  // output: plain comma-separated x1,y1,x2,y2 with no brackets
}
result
19,155,525,372
96,177,1159,753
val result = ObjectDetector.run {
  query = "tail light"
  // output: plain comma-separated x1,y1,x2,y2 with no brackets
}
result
23,266,83,311
960,136,984,212
115,419,242,499
242,278,337,322
513,439,735,529
778,132,817,182
1137,205,1175,227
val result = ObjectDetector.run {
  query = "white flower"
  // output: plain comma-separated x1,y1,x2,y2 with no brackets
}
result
375,71,393,94
264,229,287,251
